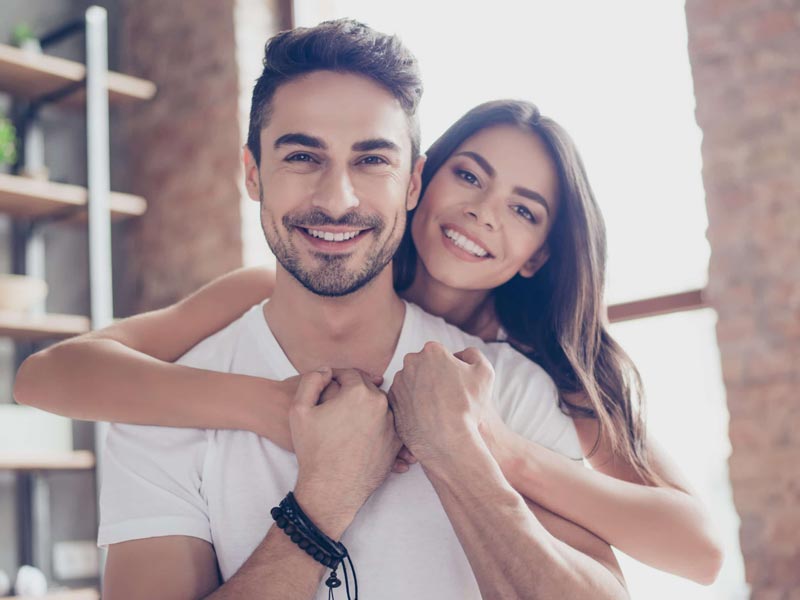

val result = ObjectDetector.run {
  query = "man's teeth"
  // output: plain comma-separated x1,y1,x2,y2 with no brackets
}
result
444,229,488,257
306,228,361,242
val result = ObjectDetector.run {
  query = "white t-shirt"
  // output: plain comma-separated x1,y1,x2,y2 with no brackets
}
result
98,300,581,599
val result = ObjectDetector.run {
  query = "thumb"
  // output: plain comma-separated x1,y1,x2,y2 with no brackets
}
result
454,346,482,365
294,367,332,410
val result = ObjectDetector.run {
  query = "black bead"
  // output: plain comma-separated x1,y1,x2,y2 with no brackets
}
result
276,516,287,528
325,573,342,588
270,507,281,519
305,546,317,556
285,523,296,534
298,538,310,549
290,532,302,543
314,550,326,562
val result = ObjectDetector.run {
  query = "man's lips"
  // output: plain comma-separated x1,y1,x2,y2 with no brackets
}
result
295,226,372,251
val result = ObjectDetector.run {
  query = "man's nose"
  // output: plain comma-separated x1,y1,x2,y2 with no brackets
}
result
311,165,359,217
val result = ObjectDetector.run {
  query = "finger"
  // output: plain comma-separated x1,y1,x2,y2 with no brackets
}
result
331,368,366,388
398,446,417,464
391,458,410,473
453,346,482,364
294,368,332,410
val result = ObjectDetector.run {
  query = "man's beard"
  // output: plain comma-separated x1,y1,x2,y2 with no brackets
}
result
259,186,404,297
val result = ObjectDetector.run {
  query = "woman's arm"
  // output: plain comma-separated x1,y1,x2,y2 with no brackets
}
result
13,266,296,449
485,409,724,585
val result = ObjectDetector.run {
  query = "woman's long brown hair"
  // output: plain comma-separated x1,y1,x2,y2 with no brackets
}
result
394,100,659,485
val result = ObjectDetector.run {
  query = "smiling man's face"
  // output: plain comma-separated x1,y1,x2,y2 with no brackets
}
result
244,70,423,297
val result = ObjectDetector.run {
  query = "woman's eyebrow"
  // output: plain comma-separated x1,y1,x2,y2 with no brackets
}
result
454,151,495,177
455,150,551,216
514,187,551,217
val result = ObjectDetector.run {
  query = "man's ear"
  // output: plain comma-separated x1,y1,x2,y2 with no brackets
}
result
406,154,426,211
519,245,550,278
243,145,261,202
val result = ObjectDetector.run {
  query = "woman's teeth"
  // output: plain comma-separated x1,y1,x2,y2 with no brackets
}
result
444,228,488,257
305,228,361,242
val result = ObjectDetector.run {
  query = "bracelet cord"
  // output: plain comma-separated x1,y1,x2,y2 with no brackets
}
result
271,492,358,600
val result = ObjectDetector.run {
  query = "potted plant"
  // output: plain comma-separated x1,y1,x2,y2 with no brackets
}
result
12,24,40,52
0,117,17,174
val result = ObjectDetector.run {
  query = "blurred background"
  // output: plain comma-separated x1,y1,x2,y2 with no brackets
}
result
0,1,797,598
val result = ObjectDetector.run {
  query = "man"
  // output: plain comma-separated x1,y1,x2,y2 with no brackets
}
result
99,19,628,599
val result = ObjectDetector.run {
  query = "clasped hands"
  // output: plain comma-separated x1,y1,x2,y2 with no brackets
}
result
289,343,505,515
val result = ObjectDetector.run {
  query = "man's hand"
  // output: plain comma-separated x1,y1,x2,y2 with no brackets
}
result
289,368,403,538
388,343,495,467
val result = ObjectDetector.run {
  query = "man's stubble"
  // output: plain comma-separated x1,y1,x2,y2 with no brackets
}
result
258,175,406,297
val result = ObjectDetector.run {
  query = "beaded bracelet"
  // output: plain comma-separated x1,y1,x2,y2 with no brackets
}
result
271,492,358,600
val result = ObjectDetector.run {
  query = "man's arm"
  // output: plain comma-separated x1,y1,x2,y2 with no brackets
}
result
103,487,351,600
422,430,627,600
389,343,627,599
103,368,399,600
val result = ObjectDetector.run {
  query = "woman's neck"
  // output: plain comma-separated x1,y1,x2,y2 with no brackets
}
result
401,259,500,341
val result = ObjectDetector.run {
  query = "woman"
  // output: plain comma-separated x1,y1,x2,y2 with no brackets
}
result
15,100,723,584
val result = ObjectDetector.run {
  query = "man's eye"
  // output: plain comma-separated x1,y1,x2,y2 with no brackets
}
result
359,155,388,165
513,204,537,223
455,168,480,187
286,153,316,163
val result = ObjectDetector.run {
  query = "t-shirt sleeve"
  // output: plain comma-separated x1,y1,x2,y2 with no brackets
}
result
97,423,212,548
488,343,583,462
97,320,240,549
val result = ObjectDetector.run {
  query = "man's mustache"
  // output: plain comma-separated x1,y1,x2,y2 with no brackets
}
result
283,209,384,231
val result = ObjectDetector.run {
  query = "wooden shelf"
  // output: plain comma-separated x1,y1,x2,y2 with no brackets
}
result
0,173,146,221
0,43,155,106
0,311,90,341
1,588,98,600
0,450,95,471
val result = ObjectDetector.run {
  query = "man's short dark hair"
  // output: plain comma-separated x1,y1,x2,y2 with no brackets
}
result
246,19,423,166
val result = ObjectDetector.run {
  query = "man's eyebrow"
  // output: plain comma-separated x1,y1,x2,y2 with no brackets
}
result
352,138,400,153
456,150,551,216
273,133,327,150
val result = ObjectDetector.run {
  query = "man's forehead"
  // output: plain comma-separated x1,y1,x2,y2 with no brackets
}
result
265,71,411,153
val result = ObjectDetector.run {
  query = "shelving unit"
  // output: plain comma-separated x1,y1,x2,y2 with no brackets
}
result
0,451,95,472
0,173,146,221
0,588,98,600
0,6,154,595
0,311,90,340
0,42,155,106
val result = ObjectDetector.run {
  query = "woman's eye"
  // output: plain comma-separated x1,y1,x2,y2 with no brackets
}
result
455,168,480,187
513,204,537,223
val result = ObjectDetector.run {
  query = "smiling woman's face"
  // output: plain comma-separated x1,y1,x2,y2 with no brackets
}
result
411,124,560,292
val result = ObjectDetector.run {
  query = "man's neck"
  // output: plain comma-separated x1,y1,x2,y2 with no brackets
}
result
264,266,406,376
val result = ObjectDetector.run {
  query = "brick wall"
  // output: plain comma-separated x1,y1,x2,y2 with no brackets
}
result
685,1,800,597
119,0,244,313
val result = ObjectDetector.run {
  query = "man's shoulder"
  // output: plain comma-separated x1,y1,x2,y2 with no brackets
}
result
174,302,264,371
406,301,490,352
407,302,552,386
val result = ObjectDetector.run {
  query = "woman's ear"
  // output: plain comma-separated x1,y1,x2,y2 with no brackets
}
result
519,245,550,278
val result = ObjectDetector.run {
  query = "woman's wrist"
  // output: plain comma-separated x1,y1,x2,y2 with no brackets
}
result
229,375,294,450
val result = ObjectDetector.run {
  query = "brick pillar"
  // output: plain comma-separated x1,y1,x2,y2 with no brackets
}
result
119,0,244,312
685,2,800,596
